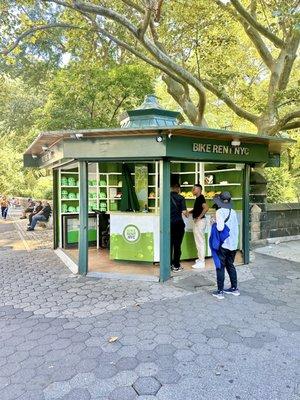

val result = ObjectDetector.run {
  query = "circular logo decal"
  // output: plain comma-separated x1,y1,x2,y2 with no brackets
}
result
123,225,141,243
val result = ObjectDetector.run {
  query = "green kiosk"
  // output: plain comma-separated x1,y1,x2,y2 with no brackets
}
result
23,95,292,282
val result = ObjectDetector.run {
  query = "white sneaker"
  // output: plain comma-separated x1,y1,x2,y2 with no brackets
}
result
192,261,205,269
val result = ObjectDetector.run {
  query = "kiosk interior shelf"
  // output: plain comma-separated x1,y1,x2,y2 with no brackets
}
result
57,160,245,256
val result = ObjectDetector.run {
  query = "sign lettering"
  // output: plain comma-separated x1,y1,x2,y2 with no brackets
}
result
193,143,249,156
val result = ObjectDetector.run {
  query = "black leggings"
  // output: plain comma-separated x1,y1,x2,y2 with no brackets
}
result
171,220,185,268
216,247,237,291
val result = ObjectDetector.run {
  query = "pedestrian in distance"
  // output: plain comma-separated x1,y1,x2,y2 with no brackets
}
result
210,191,240,300
0,196,9,220
170,183,189,272
190,184,209,269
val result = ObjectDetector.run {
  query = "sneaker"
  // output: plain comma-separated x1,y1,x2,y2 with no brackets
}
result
212,290,224,300
192,261,205,269
224,287,240,296
20,216,27,219
171,265,183,272
27,227,34,231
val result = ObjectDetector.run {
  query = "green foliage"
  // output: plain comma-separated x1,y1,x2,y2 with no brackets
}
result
0,0,298,200
37,62,154,130
264,167,297,203
31,175,53,200
0,60,154,198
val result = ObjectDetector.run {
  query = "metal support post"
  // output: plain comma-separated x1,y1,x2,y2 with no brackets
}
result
242,164,251,264
78,161,88,275
159,159,171,282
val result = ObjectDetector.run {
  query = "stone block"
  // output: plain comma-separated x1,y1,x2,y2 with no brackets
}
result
251,222,261,232
133,377,161,396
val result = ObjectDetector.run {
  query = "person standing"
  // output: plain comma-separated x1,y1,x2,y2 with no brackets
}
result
190,184,209,269
211,192,240,299
170,183,188,272
0,196,9,220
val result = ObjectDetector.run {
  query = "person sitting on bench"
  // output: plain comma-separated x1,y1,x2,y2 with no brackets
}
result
20,198,35,219
27,201,52,231
27,201,43,226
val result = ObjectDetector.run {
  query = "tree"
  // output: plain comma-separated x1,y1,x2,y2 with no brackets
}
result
37,61,154,130
1,0,299,135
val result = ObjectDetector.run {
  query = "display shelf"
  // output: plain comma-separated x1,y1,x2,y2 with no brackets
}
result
61,186,78,188
206,197,242,200
171,171,195,175
61,199,79,201
205,183,241,187
61,171,78,174
205,168,241,173
181,184,194,187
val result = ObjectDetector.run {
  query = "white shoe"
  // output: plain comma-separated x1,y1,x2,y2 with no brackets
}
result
192,261,205,269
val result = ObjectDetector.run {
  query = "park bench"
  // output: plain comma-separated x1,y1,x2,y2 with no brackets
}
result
36,216,53,229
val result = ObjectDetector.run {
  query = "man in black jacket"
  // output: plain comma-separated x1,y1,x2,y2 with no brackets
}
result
170,184,188,272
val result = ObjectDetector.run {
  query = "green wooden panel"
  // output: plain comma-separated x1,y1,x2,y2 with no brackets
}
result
110,232,154,262
53,169,59,249
167,137,269,163
67,229,97,244
64,137,166,160
181,232,197,259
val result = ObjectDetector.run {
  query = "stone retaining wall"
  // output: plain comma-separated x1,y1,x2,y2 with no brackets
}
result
265,203,300,238
251,202,300,244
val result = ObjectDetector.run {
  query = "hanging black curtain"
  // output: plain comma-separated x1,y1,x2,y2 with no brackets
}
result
120,163,140,212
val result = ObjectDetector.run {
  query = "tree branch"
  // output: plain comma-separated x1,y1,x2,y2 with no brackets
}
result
138,4,152,39
214,0,274,69
110,94,128,123
0,23,80,55
91,24,190,92
121,0,143,13
280,110,300,126
69,0,207,122
201,79,259,124
230,0,285,48
243,24,274,69
278,30,300,91
281,120,300,131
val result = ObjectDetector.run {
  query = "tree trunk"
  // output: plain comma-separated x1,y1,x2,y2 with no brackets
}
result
163,75,208,127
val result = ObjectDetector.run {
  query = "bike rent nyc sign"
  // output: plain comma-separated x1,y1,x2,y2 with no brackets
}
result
192,143,250,156
166,136,269,163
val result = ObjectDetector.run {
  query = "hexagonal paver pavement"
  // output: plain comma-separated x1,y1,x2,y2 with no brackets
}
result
133,376,162,395
0,218,299,400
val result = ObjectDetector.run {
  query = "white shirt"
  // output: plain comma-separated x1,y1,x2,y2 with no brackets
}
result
216,208,239,251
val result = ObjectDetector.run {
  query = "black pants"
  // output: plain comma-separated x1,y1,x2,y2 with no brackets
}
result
28,212,36,224
171,220,185,268
216,247,237,291
1,207,8,219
